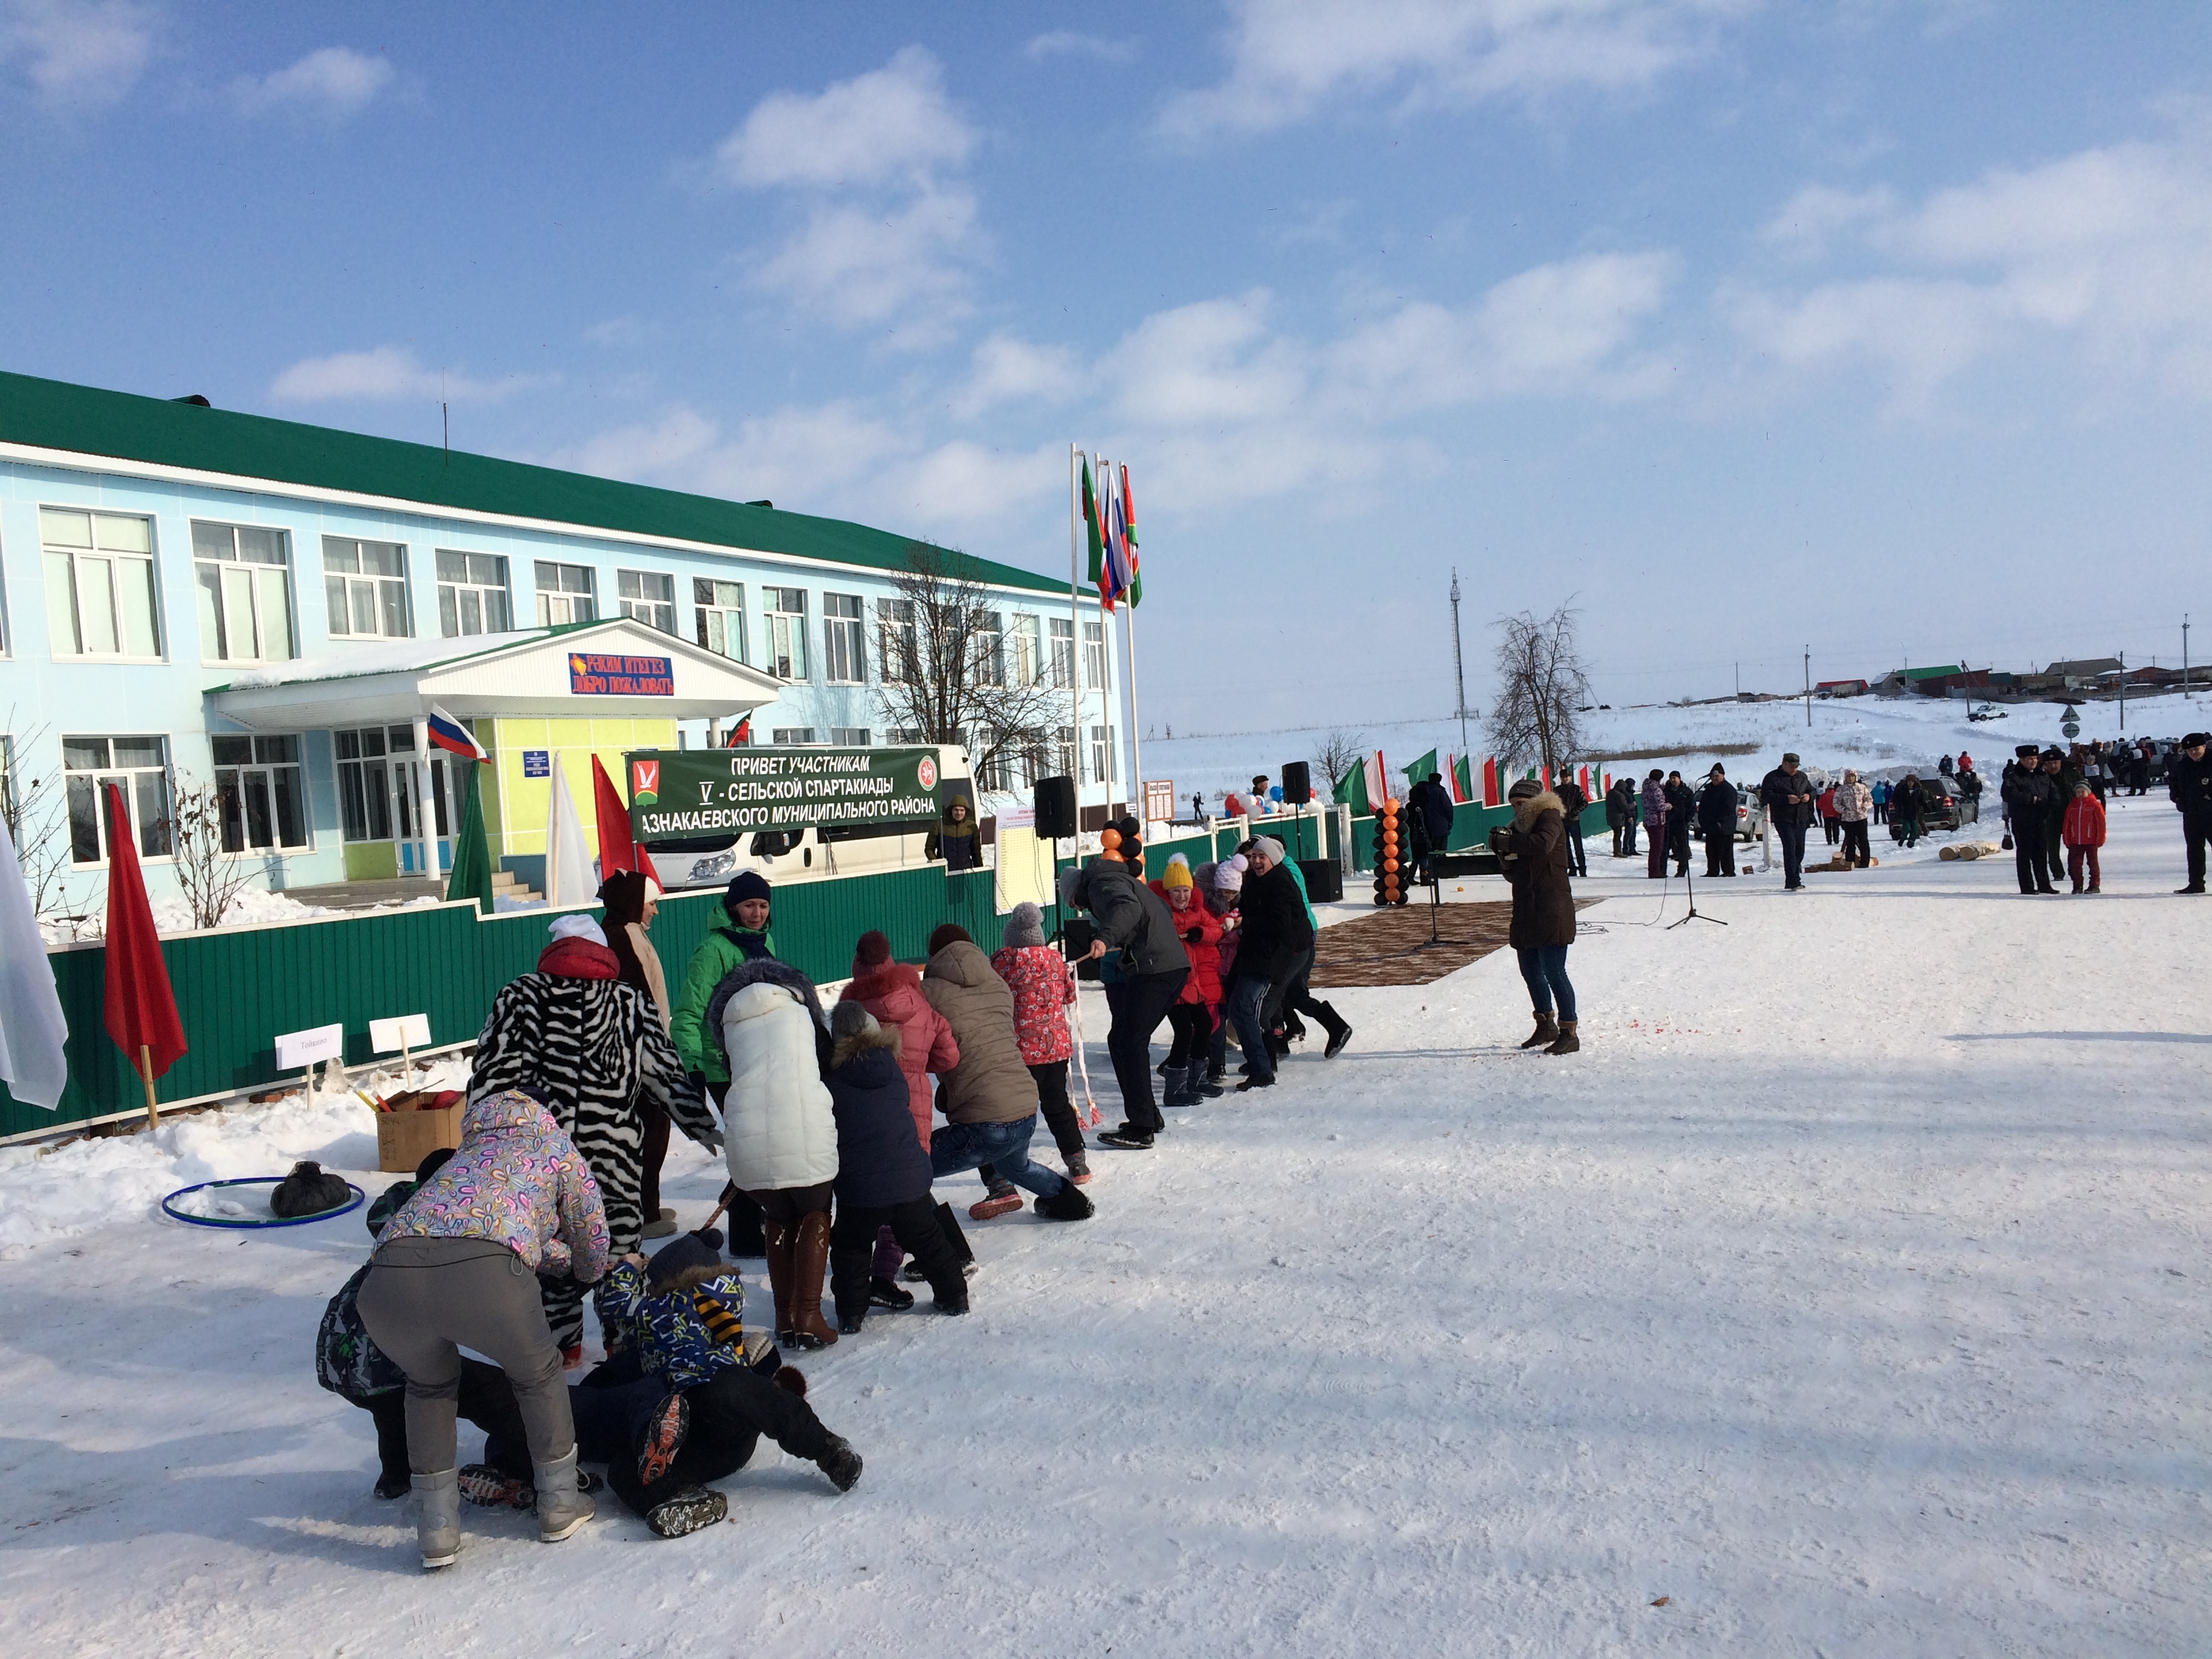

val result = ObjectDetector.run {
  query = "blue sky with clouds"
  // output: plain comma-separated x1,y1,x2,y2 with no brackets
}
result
5,2,2211,726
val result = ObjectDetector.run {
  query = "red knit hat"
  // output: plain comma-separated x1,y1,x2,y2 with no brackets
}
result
853,930,893,967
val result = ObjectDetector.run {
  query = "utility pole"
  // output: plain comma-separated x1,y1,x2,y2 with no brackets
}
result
1804,644,1811,728
1734,661,1740,699
2118,649,2126,732
2186,614,2192,697
1449,569,1469,756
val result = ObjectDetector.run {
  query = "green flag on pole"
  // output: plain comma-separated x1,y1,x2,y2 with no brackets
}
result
445,762,495,914
1082,456,1104,588
1408,749,1438,787
1332,762,1370,815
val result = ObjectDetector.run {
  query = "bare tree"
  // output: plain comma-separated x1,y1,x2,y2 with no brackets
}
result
874,541,1065,794
165,779,255,930
1,718,75,924
1311,728,1370,796
1484,605,1591,779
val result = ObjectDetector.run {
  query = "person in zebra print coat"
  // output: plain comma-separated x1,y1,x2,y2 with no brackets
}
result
470,917,722,1354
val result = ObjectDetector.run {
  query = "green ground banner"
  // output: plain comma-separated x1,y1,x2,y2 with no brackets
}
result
625,746,944,842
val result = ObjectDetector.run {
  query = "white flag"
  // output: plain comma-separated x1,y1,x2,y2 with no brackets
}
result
544,755,597,907
0,814,68,1109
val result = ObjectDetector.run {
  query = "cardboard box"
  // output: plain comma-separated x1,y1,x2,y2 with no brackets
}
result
376,1100,463,1173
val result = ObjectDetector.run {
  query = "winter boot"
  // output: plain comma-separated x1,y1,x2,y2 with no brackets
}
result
645,1483,728,1538
1544,1020,1580,1056
1315,1002,1353,1059
1066,1150,1093,1184
763,1218,798,1345
1162,1066,1198,1107
533,1447,594,1542
457,1464,534,1510
785,1210,838,1349
817,1435,863,1492
868,1275,915,1311
413,1467,462,1569
1519,1011,1560,1050
1234,1072,1276,1092
1034,1183,1096,1221
969,1180,1023,1221
1187,1069,1225,1098
636,1393,689,1489
1098,1124,1155,1149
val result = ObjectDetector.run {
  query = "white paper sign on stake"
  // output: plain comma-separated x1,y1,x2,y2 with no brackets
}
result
369,1015,432,1053
274,1023,345,1069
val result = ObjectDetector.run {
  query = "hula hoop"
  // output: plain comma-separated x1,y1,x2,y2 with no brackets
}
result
161,1176,366,1231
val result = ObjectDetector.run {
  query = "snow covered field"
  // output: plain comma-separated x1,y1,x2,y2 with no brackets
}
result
2,796,2207,1656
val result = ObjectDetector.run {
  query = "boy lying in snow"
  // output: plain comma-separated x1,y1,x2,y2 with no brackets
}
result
577,1231,863,1537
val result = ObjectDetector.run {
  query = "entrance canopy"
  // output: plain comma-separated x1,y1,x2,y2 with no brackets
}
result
205,618,783,731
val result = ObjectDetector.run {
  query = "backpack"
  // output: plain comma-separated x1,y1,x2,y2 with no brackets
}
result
271,1160,351,1218
315,1264,405,1401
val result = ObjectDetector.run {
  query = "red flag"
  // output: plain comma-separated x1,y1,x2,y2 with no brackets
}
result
1481,757,1500,808
592,756,662,890
102,783,185,1082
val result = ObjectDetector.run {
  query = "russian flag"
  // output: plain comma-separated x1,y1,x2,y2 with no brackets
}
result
426,703,487,762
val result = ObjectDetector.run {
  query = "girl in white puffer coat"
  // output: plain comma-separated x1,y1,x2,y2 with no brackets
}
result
709,958,839,1350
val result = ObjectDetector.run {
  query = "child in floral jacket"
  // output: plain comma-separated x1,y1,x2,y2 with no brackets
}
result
989,901,1087,1183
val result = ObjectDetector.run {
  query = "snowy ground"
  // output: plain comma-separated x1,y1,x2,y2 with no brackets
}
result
2,799,2208,1656
1152,688,2205,809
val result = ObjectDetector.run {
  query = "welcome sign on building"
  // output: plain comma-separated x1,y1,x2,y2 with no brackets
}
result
570,652,674,696
626,746,943,840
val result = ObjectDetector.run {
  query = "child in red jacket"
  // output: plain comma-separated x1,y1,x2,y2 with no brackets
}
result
989,901,1088,1184
2062,781,2106,894
1152,856,1225,1108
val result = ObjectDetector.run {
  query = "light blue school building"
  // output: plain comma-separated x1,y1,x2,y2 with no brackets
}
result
0,370,1122,918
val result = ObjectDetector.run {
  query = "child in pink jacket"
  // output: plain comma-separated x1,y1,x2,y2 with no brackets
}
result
990,901,1087,1184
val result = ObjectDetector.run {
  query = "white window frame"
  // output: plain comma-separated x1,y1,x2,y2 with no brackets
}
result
617,568,678,635
323,537,412,640
1090,723,1117,785
211,733,312,853
1048,617,1075,690
694,578,747,662
877,597,916,684
770,726,819,745
41,508,163,661
534,560,597,626
1084,620,1107,691
764,587,808,681
822,592,865,684
62,734,173,865
1008,613,1042,687
436,550,512,638
830,726,872,746
192,521,294,665
975,609,1004,688
1055,724,1078,779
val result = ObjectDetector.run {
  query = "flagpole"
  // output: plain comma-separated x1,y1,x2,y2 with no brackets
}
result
1067,443,1084,823
140,1043,159,1128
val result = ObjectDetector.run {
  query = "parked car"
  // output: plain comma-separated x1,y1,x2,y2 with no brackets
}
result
1696,778,1766,843
1914,774,1978,832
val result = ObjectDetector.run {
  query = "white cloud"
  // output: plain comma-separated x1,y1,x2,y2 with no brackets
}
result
233,45,394,118
1159,0,1734,138
1023,30,1136,64
712,47,987,348
1734,138,2212,405
268,346,548,405
948,334,1082,419
1761,184,1896,259
0,0,155,106
714,45,972,191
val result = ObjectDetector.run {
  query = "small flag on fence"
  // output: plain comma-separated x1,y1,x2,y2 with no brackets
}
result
1481,757,1500,807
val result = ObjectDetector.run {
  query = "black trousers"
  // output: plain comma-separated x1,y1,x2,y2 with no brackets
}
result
830,1195,967,1319
1164,1002,1211,1067
1840,820,1870,867
587,1351,834,1520
1028,1060,1084,1162
1103,969,1187,1134
1668,821,1692,874
710,1083,766,1254
1261,945,1328,1036
1776,821,1809,886
2186,811,2211,888
1704,831,1736,876
1564,821,1588,876
2013,812,2057,890
365,1357,530,1486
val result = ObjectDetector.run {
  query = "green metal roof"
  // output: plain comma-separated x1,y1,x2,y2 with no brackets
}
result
1891,664,1964,680
0,368,1071,597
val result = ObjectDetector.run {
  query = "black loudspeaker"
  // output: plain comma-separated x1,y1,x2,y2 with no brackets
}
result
1034,775,1078,838
1298,858,1343,902
1064,916,1100,980
1281,760,1312,805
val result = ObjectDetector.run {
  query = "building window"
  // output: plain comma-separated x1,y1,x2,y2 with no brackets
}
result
335,724,448,842
1090,723,1117,785
694,579,746,661
436,551,511,638
323,538,411,638
618,569,677,635
823,592,865,684
1055,724,1078,778
211,735,308,851
975,610,1004,687
975,731,1012,792
888,727,925,745
1008,614,1042,687
535,561,596,626
1049,617,1075,689
62,735,171,864
830,726,871,747
764,588,807,680
192,523,294,665
42,508,161,659
878,597,916,683
770,726,817,745
1084,620,1107,691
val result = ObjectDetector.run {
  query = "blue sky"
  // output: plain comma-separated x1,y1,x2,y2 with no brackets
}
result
5,1,2211,729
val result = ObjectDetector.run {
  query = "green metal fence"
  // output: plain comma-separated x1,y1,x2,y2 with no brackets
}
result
3,864,1054,1141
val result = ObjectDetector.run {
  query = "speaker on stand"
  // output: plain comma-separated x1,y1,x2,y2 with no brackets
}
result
1280,760,1313,864
1033,775,1081,958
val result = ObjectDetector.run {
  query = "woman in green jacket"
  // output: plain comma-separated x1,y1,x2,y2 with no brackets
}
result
670,871,778,1253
